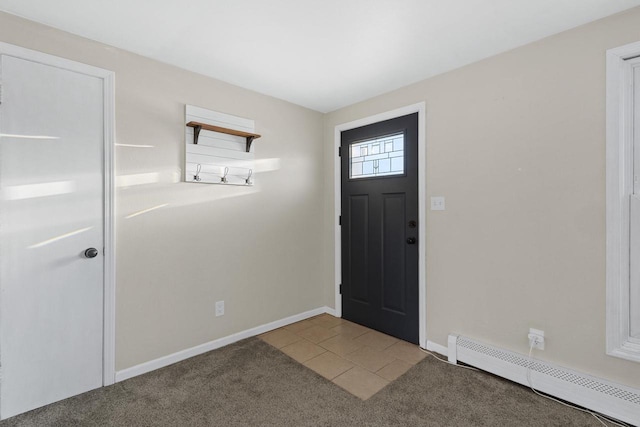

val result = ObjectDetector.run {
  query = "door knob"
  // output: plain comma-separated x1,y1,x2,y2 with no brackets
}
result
84,248,99,258
406,237,416,244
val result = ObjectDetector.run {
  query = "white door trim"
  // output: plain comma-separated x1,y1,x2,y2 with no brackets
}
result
334,102,427,349
606,40,640,363
0,42,117,384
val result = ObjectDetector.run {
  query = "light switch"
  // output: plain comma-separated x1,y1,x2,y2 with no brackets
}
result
431,196,445,211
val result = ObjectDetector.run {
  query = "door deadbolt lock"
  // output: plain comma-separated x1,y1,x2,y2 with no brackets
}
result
408,220,417,228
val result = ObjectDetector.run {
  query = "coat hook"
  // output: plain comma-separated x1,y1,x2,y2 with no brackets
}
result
245,169,253,185
221,167,229,183
194,164,202,182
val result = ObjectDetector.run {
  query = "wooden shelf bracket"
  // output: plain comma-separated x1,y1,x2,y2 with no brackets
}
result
186,121,261,152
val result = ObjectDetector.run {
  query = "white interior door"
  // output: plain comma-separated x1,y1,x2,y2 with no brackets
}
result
0,54,105,419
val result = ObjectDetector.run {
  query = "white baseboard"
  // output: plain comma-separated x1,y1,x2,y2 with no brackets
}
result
115,306,333,382
426,340,448,357
451,335,640,426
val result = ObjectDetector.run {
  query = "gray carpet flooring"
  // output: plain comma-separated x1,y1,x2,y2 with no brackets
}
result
0,337,611,426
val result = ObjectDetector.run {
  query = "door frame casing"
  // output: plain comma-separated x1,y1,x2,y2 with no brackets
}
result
334,102,426,348
0,42,117,386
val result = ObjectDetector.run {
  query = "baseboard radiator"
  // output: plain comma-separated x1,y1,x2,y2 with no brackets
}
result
448,335,640,425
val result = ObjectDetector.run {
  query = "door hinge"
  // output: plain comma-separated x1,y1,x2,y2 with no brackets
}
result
338,146,342,157
339,284,342,294
339,215,341,226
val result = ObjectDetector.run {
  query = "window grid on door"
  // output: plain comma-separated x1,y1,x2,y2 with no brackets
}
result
349,133,404,179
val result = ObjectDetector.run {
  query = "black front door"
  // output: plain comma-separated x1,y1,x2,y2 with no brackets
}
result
341,113,419,344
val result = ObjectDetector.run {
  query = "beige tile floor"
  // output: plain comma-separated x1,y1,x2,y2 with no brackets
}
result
259,314,426,400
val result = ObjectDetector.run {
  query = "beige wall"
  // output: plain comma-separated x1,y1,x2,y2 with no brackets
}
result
0,12,326,371
323,8,640,388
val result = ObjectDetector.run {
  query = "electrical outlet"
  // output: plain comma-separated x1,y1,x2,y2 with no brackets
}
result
215,300,225,317
528,328,545,350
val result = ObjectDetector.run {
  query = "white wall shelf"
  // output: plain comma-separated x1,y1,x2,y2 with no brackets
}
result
184,105,258,186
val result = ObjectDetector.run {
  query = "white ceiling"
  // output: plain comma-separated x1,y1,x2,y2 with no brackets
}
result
1,0,639,112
